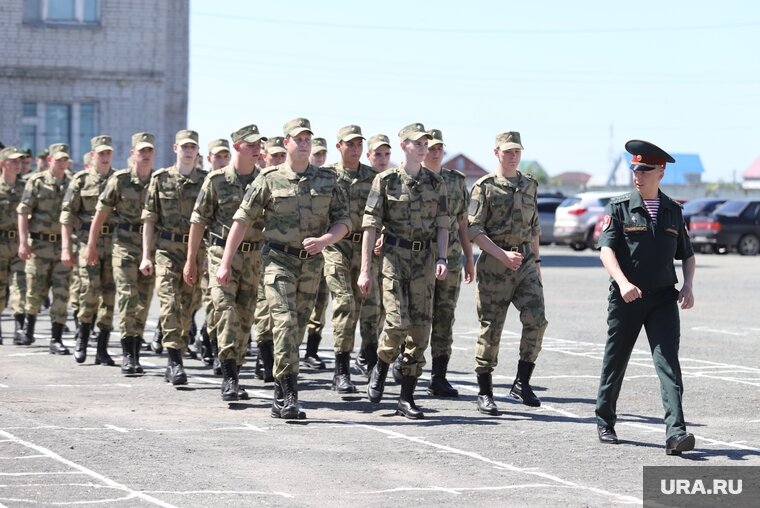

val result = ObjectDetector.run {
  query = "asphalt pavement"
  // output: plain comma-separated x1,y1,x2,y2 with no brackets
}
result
1,245,758,507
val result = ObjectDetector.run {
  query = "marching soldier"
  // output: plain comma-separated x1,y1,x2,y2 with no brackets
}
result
359,123,450,419
1,147,26,344
467,131,547,415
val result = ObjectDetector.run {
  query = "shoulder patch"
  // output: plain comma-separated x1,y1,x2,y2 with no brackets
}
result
443,167,466,179
74,171,89,181
609,193,632,204
378,168,400,180
473,173,495,187
112,168,130,177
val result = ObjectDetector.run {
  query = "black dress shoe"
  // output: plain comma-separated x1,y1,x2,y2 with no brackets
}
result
597,425,619,444
665,433,695,455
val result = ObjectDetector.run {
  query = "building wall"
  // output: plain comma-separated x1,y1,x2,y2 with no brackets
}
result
0,0,188,168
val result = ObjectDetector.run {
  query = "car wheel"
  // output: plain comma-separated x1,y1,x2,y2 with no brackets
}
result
569,241,587,251
737,234,760,256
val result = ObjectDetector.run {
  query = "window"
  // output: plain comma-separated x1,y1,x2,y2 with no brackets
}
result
24,0,100,26
22,101,98,169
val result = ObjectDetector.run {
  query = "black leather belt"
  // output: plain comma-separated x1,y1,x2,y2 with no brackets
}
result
349,232,362,243
80,223,113,235
383,234,430,252
158,231,189,244
268,242,314,259
210,236,260,253
116,223,143,234
0,229,17,239
30,232,58,242
495,242,530,254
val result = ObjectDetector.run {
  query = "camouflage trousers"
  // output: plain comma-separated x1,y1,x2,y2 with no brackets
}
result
474,251,547,374
207,245,260,365
9,255,26,314
112,242,154,338
189,246,207,332
253,273,272,345
76,236,115,330
430,257,463,358
155,247,202,351
306,272,329,337
69,239,80,316
377,247,435,378
324,244,364,353
358,254,381,352
263,249,323,379
0,242,15,310
25,239,71,324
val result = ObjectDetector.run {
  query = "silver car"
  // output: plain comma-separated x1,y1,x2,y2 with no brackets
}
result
553,191,625,251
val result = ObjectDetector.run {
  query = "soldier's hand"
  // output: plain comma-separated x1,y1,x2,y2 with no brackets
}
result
678,284,694,310
463,258,475,284
303,236,327,255
139,258,153,276
216,263,231,287
358,270,372,295
435,260,448,280
374,235,383,256
85,244,98,266
183,260,197,286
502,250,523,271
61,247,75,267
18,242,31,260
619,281,642,303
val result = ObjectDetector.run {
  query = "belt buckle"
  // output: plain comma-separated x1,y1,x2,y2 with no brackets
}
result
411,241,422,251
48,233,57,242
509,246,519,252
299,249,310,259
182,234,189,244
352,233,362,243
101,225,110,234
138,225,144,234
8,230,16,239
240,242,251,253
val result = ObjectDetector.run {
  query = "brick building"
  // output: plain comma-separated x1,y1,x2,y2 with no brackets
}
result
0,0,189,169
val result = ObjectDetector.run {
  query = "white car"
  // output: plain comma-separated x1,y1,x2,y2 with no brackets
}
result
553,191,626,251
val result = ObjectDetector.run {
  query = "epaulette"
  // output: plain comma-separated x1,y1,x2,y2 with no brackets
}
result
378,167,402,180
24,172,45,184
519,171,535,182
473,172,496,187
111,168,131,178
317,165,338,176
444,168,466,179
260,165,280,176
662,194,684,209
609,193,632,204
206,167,226,179
152,167,171,178
73,170,89,181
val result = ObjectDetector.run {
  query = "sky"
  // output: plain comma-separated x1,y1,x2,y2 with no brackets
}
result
187,0,760,183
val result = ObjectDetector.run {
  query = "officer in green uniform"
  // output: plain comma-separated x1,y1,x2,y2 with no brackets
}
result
0,147,26,344
468,131,547,415
359,122,450,420
595,139,696,456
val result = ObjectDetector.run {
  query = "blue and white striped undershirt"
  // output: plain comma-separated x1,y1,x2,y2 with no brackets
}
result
643,199,660,225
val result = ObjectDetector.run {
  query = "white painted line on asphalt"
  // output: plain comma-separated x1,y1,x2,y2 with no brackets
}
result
451,346,469,351
7,352,48,357
142,489,293,498
0,429,180,508
42,383,132,388
621,422,760,452
0,454,46,460
0,494,137,505
0,472,85,477
0,384,7,388
691,326,747,336
104,424,128,433
358,483,577,495
453,383,582,419
348,422,641,504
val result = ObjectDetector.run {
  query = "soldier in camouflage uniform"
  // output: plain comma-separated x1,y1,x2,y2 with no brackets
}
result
141,129,205,386
467,131,547,415
61,136,116,366
66,153,90,338
359,123,450,420
186,125,266,401
8,148,32,334
322,125,379,394
86,132,156,376
221,117,350,419
421,129,475,397
354,134,392,376
302,136,330,370
1,148,26,344
15,143,73,353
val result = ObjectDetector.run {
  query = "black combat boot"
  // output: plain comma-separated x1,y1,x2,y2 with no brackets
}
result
354,345,377,377
199,323,213,366
184,335,197,360
132,336,143,373
49,322,70,355
509,360,541,407
14,314,36,345
254,355,264,380
258,342,275,382
427,355,459,397
165,347,187,385
220,358,239,402
246,334,256,358
94,328,115,366
150,325,163,354
367,359,389,403
397,375,424,419
279,374,304,419
271,378,285,418
210,335,222,375
120,337,135,375
391,352,404,384
236,365,249,400
74,321,92,363
303,332,325,369
477,373,499,415
72,316,79,341
332,351,357,394
14,313,25,338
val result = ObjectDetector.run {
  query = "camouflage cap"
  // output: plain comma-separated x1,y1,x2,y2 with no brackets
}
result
428,129,445,147
36,148,49,158
264,136,286,154
20,147,32,157
132,132,155,150
398,122,431,141
207,138,230,154
49,143,71,160
311,137,327,155
367,134,391,151
495,131,523,151
90,134,113,153
283,117,313,137
175,129,199,146
337,124,365,143
0,146,24,161
231,124,266,144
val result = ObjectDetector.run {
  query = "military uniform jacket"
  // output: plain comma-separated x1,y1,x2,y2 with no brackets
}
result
467,171,540,247
60,167,115,230
233,163,351,249
325,161,379,259
0,177,25,234
17,170,72,236
440,167,469,260
597,191,693,292
190,163,262,243
362,165,449,242
97,167,152,250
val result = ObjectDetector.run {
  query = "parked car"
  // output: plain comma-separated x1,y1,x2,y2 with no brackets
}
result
682,198,727,227
537,195,565,245
689,199,760,255
553,191,625,251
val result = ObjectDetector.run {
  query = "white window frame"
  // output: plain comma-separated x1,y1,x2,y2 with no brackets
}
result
39,0,100,26
22,101,98,170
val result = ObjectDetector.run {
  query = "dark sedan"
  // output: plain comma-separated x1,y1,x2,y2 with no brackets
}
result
682,198,727,227
689,199,760,255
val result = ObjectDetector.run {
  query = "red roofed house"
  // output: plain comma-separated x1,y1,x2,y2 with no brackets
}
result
742,155,760,190
443,153,488,189
554,171,592,188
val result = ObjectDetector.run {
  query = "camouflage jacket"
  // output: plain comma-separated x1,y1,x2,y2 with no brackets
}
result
60,167,115,229
96,167,152,248
17,170,72,235
0,177,25,233
440,167,469,259
467,170,540,246
233,163,351,248
142,165,205,236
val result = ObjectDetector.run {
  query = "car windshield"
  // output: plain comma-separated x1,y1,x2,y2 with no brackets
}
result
713,201,746,216
683,199,721,214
